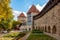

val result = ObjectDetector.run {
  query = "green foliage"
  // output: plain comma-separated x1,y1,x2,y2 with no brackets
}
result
12,20,22,29
32,29,43,33
0,0,13,30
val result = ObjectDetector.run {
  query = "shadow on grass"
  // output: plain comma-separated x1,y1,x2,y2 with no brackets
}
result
27,29,57,40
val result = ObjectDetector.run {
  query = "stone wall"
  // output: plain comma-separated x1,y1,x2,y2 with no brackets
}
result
34,2,60,35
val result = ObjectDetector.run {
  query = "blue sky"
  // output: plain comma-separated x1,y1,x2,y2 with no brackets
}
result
10,0,49,20
10,0,49,12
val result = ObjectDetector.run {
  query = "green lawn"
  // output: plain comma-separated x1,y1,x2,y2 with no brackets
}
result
27,30,57,40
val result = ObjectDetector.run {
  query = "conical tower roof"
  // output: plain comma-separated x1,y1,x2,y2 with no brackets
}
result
18,12,26,18
27,5,39,14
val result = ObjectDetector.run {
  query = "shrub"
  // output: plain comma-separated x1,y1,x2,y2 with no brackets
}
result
32,29,43,33
14,32,26,40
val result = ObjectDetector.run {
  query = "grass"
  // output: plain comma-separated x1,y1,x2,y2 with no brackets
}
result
26,30,57,40
0,31,20,40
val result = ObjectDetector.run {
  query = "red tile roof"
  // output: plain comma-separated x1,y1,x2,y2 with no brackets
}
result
18,12,26,18
27,5,39,14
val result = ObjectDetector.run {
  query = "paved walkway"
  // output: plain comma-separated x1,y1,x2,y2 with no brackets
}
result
0,33,4,37
0,33,9,37
18,32,31,40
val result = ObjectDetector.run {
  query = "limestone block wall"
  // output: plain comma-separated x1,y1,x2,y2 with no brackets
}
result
34,2,60,35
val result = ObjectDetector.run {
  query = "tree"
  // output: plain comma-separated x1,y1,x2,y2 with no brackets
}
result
0,0,13,31
12,20,22,29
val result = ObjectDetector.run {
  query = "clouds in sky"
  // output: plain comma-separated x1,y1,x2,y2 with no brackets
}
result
36,2,48,12
12,10,20,20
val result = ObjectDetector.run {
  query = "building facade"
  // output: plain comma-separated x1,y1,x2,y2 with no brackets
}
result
18,12,27,31
18,12,27,23
27,5,39,30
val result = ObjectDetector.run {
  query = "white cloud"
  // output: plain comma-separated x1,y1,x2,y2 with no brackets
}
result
36,3,47,12
12,10,20,15
36,4,42,12
12,10,21,20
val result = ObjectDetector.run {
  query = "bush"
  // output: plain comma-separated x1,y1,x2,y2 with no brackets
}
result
32,29,43,33
12,20,22,29
18,32,26,37
14,32,26,40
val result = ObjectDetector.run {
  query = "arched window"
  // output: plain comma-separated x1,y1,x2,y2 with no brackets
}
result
45,26,47,32
52,25,56,34
48,26,51,33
